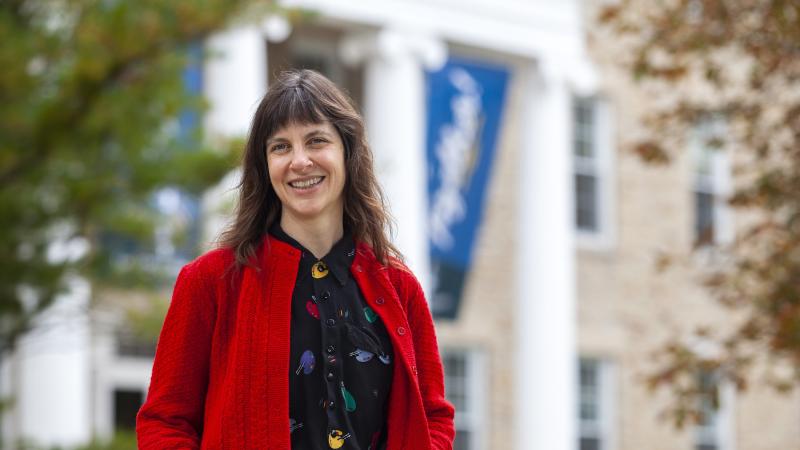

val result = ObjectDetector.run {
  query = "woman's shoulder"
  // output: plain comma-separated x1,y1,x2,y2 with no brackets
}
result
180,246,236,283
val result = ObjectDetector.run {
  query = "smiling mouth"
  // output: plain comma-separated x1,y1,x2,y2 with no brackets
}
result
289,176,324,189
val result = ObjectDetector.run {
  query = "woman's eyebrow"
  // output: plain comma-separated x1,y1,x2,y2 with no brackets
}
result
304,129,333,139
266,128,332,145
266,136,288,146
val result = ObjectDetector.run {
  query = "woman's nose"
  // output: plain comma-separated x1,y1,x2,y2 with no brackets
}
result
289,147,313,171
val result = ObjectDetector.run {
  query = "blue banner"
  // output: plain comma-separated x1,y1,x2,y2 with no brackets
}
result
426,58,509,319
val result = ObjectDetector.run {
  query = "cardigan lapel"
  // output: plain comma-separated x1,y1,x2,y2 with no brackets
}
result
351,246,417,382
351,246,427,449
231,237,299,449
263,238,299,449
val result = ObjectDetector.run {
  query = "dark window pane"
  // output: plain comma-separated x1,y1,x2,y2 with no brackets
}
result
293,54,332,77
447,384,467,411
697,445,718,450
697,371,719,427
454,430,472,450
580,360,598,386
698,400,717,427
573,98,595,158
580,403,598,421
575,139,593,158
695,191,715,244
116,330,156,358
443,353,466,377
579,360,599,421
114,389,144,431
579,358,605,423
695,370,721,448
576,174,598,231
580,437,600,450
443,353,468,411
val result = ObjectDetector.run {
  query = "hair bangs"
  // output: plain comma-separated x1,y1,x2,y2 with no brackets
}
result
265,86,328,140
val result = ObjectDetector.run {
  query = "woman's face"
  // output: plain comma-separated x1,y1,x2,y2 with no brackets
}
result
266,120,346,226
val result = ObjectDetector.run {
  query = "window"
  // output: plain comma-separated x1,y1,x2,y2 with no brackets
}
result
267,24,364,110
574,97,598,231
694,370,734,450
113,388,144,431
578,358,614,450
573,97,614,249
691,119,732,247
115,328,156,358
442,349,486,450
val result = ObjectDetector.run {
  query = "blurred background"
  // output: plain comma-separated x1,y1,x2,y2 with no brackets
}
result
2,0,799,449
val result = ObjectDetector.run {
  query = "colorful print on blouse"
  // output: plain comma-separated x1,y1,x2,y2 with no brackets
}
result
271,224,393,450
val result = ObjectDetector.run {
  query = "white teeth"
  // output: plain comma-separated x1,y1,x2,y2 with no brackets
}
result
290,177,323,189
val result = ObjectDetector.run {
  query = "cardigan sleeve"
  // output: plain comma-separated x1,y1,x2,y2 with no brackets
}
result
136,259,216,449
400,270,456,450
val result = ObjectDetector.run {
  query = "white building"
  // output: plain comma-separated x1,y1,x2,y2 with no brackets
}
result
8,1,796,450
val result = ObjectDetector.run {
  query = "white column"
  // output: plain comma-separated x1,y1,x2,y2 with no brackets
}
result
14,278,93,448
515,60,577,450
1,350,18,449
343,29,446,293
204,25,269,137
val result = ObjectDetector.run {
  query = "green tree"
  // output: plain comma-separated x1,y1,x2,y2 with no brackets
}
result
0,0,271,394
599,0,800,427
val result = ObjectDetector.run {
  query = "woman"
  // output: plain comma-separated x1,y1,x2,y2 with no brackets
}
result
136,69,455,450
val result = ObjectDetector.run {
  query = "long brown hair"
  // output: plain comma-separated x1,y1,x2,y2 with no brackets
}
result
217,69,402,267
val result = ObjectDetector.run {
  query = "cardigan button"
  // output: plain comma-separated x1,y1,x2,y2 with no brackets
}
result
396,326,406,335
376,297,385,305
326,318,336,327
327,345,335,354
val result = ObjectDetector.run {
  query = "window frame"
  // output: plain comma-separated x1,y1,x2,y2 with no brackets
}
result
578,357,616,450
91,319,154,441
693,370,736,450
690,118,733,249
441,347,488,450
573,96,616,251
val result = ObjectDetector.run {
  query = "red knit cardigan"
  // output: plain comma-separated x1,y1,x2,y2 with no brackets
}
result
136,236,455,449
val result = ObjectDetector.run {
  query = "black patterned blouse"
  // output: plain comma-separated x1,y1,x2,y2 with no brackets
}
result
270,224,394,450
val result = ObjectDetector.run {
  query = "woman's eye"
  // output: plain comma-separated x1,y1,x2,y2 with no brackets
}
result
309,137,328,146
270,143,289,153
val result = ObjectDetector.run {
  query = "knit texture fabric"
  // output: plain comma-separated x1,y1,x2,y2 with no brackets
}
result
136,236,455,449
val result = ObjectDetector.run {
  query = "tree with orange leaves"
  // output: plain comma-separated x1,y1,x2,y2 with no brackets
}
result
600,0,800,427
